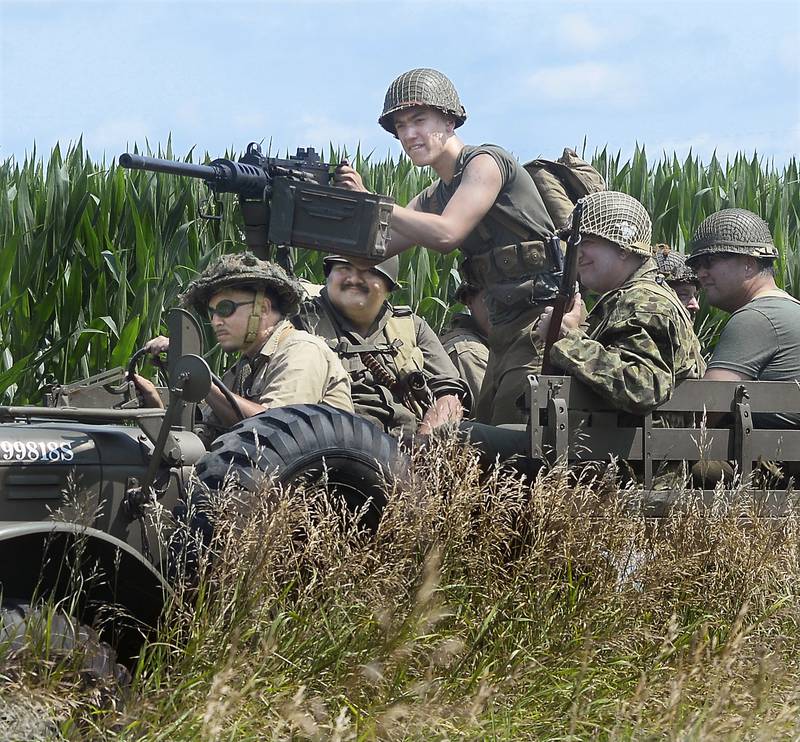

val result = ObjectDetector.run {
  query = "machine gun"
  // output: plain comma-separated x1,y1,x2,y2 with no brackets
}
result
540,199,583,375
119,143,394,265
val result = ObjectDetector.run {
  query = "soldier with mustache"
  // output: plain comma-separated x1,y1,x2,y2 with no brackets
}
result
296,255,469,437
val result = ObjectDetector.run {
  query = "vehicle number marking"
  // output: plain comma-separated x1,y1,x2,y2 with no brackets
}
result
0,440,75,463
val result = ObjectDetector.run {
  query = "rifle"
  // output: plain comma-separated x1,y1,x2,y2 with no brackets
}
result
540,200,583,375
119,143,394,267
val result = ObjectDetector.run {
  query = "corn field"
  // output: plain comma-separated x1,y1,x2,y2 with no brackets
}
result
1,140,798,404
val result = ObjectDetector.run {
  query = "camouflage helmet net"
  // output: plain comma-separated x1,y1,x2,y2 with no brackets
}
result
379,68,467,135
180,252,303,316
575,191,652,256
654,244,699,285
686,208,778,266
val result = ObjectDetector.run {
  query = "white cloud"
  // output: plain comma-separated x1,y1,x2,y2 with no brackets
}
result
558,13,603,50
525,63,642,106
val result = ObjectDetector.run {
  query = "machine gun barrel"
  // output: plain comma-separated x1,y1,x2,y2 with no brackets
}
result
119,153,218,180
119,152,270,199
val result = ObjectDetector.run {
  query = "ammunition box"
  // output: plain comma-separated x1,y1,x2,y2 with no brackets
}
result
268,177,394,259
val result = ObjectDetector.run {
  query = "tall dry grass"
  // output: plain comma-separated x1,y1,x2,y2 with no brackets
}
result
5,434,800,740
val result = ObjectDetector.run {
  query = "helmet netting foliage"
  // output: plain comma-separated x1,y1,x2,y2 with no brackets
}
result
577,191,652,256
379,68,466,134
687,208,778,264
180,252,303,316
655,245,699,285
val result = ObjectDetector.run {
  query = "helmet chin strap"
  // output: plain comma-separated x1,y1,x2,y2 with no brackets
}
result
244,289,266,346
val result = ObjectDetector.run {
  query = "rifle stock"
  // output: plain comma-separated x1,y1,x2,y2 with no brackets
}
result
540,200,584,375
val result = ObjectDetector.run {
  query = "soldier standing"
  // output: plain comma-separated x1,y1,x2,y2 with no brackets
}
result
686,208,800,428
439,282,489,413
536,191,705,415
654,245,701,319
297,254,469,437
134,252,353,442
334,68,558,425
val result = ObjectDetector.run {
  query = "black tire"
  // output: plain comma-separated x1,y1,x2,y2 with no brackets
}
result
0,601,131,687
191,404,405,534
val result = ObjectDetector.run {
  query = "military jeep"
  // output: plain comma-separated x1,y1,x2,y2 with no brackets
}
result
3,295,799,675
0,308,404,675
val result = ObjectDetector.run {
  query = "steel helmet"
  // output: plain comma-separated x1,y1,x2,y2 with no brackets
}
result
686,208,778,267
180,252,303,316
570,191,652,256
654,244,699,286
323,254,400,290
379,68,466,136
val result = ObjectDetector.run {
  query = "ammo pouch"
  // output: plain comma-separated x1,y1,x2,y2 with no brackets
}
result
462,239,561,305
485,274,560,308
463,240,552,284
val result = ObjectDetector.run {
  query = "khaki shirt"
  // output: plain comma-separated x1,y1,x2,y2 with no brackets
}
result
439,313,489,413
200,318,353,439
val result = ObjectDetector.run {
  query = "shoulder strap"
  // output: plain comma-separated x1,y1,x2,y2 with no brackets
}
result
384,312,425,374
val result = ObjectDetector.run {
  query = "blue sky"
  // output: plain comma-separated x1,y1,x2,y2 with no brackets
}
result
2,0,798,166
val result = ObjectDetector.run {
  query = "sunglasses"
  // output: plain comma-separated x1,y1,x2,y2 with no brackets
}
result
206,299,254,319
690,253,732,270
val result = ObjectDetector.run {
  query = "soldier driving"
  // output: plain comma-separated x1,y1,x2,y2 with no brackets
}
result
296,254,469,437
334,68,559,426
536,191,705,415
133,253,353,442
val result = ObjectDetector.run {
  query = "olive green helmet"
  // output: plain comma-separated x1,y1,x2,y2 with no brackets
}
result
654,244,699,286
686,208,778,266
180,252,303,316
323,254,400,290
572,191,652,256
379,68,467,136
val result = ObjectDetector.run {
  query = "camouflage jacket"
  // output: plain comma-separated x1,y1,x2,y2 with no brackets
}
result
549,259,705,415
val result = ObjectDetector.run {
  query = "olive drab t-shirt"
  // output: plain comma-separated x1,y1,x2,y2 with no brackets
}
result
708,294,800,428
415,144,554,258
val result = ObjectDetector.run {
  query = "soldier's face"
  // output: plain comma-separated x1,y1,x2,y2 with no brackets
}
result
577,237,637,294
671,281,700,317
207,287,258,352
393,106,455,167
326,263,390,326
693,253,749,312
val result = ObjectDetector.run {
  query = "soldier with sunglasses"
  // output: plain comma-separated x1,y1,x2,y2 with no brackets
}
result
686,209,800,428
132,252,353,444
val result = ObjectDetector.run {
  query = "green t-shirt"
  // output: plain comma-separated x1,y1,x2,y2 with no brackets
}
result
709,294,800,428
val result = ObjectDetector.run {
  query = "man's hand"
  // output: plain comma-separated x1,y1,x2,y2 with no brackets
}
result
143,335,170,358
333,163,369,193
131,373,165,409
418,394,464,436
536,292,584,343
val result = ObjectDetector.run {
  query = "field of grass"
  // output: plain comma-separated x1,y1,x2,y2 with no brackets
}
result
1,141,798,403
3,435,800,740
2,141,800,739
